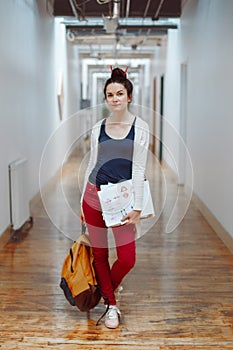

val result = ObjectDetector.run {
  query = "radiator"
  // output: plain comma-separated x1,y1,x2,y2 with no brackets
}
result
8,158,30,230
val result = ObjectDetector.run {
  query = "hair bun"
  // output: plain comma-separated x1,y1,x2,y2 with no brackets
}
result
111,67,127,79
104,66,133,99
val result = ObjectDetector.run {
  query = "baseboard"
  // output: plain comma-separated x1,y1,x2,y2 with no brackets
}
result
193,193,233,255
29,190,42,211
29,166,61,212
162,159,233,255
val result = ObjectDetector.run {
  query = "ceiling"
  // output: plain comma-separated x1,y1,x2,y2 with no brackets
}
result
52,0,181,20
49,0,182,55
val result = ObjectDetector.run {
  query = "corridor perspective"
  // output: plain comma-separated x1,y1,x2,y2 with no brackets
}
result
1,0,233,349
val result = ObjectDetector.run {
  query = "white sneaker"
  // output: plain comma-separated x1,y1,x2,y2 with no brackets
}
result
104,305,121,329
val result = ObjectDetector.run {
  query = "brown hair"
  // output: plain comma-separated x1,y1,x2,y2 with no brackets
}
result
104,67,133,101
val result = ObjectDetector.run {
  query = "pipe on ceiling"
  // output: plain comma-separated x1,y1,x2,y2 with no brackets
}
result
96,0,111,4
68,0,86,20
68,0,79,19
143,0,152,18
96,0,120,18
153,0,166,20
113,0,121,18
125,0,130,18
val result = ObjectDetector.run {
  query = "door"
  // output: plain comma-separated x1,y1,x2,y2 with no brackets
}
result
152,78,157,155
159,75,164,162
178,63,188,185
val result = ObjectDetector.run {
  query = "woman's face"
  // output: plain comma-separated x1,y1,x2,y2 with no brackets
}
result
106,83,131,112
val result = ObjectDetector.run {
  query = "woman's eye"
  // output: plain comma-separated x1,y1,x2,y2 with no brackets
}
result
107,91,124,98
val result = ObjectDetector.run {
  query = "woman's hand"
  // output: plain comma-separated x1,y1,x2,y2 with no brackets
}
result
121,210,141,225
80,205,85,223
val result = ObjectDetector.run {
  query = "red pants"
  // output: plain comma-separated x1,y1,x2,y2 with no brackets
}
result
82,182,136,305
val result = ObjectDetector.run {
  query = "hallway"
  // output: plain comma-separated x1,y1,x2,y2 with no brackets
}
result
1,0,233,349
1,153,233,349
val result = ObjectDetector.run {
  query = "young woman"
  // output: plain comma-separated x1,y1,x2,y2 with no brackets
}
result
80,67,149,329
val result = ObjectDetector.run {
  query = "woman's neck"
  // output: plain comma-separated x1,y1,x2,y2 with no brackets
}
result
109,110,134,124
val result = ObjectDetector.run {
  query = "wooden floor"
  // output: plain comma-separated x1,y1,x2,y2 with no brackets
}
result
1,153,233,349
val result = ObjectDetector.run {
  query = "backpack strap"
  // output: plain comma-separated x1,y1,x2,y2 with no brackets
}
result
70,223,87,273
69,247,74,273
96,296,110,326
78,223,110,325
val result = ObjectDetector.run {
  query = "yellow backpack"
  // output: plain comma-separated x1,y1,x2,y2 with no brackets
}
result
60,231,101,312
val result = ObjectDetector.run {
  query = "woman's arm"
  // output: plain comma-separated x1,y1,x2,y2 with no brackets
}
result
121,118,149,225
132,118,150,210
80,121,101,203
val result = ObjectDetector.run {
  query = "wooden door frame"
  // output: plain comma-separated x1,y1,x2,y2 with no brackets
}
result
152,77,157,155
159,75,164,162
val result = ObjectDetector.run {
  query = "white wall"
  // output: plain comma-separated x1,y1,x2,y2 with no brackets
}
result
163,29,181,171
0,0,69,235
164,0,233,237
